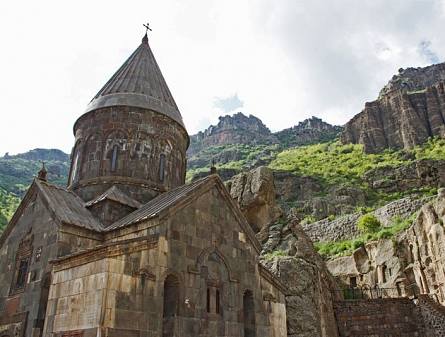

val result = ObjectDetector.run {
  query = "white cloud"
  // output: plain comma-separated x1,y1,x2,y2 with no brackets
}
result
0,0,444,155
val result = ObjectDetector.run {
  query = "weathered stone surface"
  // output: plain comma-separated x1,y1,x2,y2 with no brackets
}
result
261,221,339,337
303,195,430,242
364,159,445,193
341,63,445,153
273,171,366,221
226,167,283,233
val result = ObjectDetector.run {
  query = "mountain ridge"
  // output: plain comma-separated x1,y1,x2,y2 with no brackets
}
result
341,62,445,153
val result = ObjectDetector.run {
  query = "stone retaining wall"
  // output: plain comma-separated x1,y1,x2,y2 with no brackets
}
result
334,298,426,337
417,295,445,337
303,196,432,242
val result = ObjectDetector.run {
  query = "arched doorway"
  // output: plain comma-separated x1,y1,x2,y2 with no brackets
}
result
162,274,180,337
243,290,256,337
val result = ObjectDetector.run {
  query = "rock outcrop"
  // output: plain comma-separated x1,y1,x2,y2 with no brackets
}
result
226,167,282,233
273,171,366,221
364,159,445,193
188,112,278,156
379,63,445,97
261,221,339,337
275,116,343,148
341,63,445,153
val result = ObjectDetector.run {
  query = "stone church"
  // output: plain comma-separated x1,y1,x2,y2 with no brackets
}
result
0,33,287,337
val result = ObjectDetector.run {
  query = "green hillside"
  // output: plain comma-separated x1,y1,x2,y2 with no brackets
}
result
0,149,70,231
269,138,444,209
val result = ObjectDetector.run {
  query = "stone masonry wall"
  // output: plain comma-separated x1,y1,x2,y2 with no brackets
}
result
334,298,426,337
417,295,445,337
303,196,431,242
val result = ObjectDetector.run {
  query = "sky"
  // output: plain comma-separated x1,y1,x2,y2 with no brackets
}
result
0,0,444,155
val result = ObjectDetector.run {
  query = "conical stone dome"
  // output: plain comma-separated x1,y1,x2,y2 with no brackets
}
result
86,34,185,129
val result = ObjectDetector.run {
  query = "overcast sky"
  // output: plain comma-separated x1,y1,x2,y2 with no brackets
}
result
0,0,444,155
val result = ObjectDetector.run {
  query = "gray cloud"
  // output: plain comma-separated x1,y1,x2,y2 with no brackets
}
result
418,40,440,64
213,94,244,113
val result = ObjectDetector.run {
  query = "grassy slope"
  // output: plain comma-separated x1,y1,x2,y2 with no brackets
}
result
268,138,445,206
186,143,280,181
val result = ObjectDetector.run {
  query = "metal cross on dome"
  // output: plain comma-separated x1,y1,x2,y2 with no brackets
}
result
143,22,152,34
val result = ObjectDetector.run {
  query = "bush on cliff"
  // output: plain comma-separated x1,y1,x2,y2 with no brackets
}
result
357,214,381,233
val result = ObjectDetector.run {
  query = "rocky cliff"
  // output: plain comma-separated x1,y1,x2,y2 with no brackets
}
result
188,112,278,156
341,63,445,153
275,116,342,148
262,222,339,337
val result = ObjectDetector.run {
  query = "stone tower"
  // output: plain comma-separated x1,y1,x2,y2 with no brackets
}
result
68,33,189,203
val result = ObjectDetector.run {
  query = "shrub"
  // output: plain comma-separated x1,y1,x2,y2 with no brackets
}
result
352,239,365,250
357,214,381,233
376,229,393,239
262,250,287,261
301,215,316,225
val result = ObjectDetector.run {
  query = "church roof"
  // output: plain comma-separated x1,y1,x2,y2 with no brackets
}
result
35,180,103,232
106,176,211,231
85,186,142,209
85,34,186,129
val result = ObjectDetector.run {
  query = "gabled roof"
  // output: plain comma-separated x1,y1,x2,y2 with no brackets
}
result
106,176,210,231
35,180,103,231
85,186,142,209
85,34,186,130
106,174,262,253
0,179,103,247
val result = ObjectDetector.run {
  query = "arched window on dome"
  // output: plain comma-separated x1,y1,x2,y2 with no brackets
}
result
159,153,166,182
111,145,119,172
206,288,211,313
103,130,127,176
216,289,221,314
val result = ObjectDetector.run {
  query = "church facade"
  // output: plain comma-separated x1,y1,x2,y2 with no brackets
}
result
0,33,287,337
